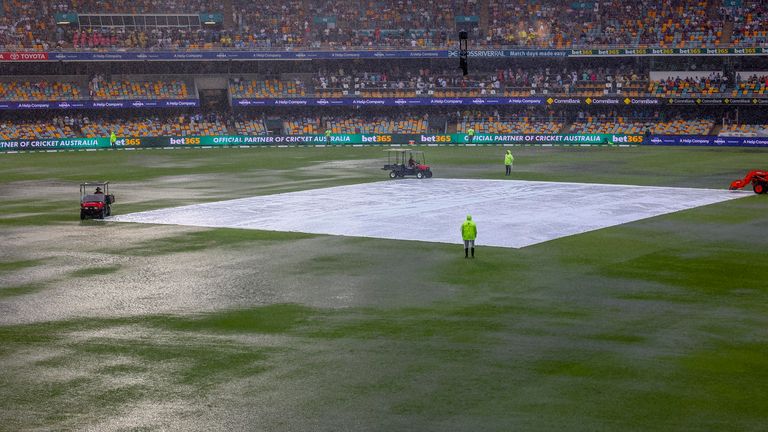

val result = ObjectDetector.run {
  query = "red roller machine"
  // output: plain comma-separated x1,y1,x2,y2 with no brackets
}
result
729,170,768,194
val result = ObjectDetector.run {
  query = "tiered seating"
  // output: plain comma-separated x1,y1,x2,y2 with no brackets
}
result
310,0,460,48
731,75,768,97
459,118,562,134
649,79,725,97
229,79,306,98
487,0,568,48
9,0,768,51
572,118,655,134
81,116,228,138
651,119,714,134
54,0,221,14
730,2,768,46
0,0,55,50
0,81,82,101
93,80,188,100
720,124,768,136
572,118,714,135
327,117,427,134
0,120,75,140
350,0,462,30
234,118,268,135
232,0,307,48
487,0,721,48
284,118,320,134
624,1,721,48
358,88,421,97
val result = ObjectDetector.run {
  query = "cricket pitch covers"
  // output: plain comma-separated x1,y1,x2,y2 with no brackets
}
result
110,179,750,249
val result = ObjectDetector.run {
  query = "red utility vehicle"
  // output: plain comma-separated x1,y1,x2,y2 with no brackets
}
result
80,182,115,220
729,170,767,194
383,149,433,179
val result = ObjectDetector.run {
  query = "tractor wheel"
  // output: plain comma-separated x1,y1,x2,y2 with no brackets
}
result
389,170,397,179
416,171,424,179
754,183,766,194
80,210,86,220
426,171,433,178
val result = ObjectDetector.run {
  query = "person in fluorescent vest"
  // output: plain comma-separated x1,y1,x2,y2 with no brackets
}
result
110,131,117,148
461,214,477,258
325,128,332,144
504,149,514,176
467,127,475,144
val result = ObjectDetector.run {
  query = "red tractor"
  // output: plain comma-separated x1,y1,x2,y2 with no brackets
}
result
729,170,768,194
80,182,115,220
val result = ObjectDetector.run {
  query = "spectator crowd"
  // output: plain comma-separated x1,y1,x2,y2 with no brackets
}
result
1,0,766,51
0,107,742,140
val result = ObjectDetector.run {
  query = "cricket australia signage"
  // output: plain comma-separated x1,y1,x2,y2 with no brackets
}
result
3,134,768,152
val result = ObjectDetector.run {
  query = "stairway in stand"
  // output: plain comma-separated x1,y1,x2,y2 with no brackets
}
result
222,0,234,30
711,0,733,46
719,20,734,46
479,0,490,37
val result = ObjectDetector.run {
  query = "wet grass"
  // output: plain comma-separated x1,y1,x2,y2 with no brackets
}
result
115,228,316,256
153,304,312,334
601,247,768,294
0,200,74,226
79,340,270,388
0,283,49,299
0,259,45,274
1,146,768,430
70,265,122,278
1,145,766,188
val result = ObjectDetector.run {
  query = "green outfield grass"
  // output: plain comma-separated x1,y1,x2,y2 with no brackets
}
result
1,145,767,431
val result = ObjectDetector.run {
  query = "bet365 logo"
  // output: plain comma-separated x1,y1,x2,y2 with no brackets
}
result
611,135,643,143
361,135,392,143
169,137,201,145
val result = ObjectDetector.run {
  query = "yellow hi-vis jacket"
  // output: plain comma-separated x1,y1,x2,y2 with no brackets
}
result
461,215,477,241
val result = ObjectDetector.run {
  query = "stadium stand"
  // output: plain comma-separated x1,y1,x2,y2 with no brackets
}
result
229,78,306,98
281,113,429,134
307,0,462,49
80,113,228,137
284,117,321,135
0,80,82,101
649,75,726,97
232,0,308,48
8,0,768,50
91,78,189,100
571,115,715,135
234,117,269,135
458,113,563,134
732,74,768,97
0,118,76,140
0,0,56,50
2,0,767,143
52,0,221,14
326,115,428,134
241,66,649,99
0,107,758,139
486,0,722,48
729,1,768,46
719,124,768,137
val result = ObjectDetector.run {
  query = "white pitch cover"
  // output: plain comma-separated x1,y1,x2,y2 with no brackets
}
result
110,179,750,249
